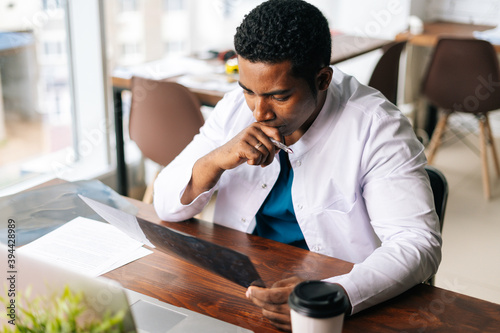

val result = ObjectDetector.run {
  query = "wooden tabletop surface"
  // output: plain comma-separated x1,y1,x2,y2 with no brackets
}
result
99,196,500,332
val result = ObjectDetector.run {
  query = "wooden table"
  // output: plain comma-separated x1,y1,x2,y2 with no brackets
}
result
331,33,392,64
97,195,500,332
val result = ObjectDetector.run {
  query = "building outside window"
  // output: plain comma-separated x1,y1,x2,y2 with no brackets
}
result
117,0,138,13
0,1,75,192
163,0,185,11
0,0,110,195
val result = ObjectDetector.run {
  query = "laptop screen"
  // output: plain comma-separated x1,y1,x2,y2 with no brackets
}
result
0,243,136,331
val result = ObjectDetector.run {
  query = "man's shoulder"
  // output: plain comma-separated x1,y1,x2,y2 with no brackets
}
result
207,86,253,131
221,86,246,105
331,68,404,122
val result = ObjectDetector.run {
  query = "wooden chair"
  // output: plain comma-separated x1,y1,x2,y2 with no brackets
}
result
129,76,204,203
368,40,407,105
421,38,500,199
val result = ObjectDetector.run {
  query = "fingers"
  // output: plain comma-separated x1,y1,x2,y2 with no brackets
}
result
247,286,290,306
217,123,281,170
246,285,294,331
235,124,279,167
247,137,273,166
246,276,305,331
254,142,264,150
271,276,304,288
262,308,292,332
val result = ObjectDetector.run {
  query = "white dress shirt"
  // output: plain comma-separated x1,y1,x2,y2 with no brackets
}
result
153,68,442,314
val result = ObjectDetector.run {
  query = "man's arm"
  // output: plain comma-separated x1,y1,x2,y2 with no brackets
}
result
154,118,282,221
324,114,442,314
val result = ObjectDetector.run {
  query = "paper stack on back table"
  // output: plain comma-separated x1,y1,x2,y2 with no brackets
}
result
18,216,152,276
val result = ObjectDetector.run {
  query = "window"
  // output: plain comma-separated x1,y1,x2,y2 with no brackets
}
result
163,0,185,11
43,41,65,56
118,0,139,13
0,0,110,195
0,5,75,191
121,42,142,56
164,40,185,54
42,0,64,10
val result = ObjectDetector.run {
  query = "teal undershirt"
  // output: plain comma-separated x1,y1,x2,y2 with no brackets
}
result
253,150,309,250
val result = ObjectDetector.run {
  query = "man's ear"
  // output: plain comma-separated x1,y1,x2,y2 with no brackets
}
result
317,66,333,91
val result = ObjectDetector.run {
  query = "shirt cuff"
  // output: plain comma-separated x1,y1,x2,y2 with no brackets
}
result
323,273,361,315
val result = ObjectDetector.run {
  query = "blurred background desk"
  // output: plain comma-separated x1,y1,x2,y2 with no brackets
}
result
397,21,499,50
111,34,392,196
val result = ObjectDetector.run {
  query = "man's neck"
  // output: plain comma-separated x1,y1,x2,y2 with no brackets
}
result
285,89,328,146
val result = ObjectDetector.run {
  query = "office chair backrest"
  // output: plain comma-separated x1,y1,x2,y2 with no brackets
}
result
368,40,406,105
425,165,448,232
421,38,500,114
129,76,204,167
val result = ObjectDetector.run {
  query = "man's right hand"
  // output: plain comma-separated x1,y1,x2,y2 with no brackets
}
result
180,123,282,204
215,122,282,170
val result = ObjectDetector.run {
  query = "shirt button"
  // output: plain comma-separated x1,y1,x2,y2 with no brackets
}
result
297,204,303,210
261,183,267,189
313,245,322,252
296,160,302,167
241,218,247,223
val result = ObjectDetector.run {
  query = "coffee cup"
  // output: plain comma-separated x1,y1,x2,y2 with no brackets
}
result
288,280,348,333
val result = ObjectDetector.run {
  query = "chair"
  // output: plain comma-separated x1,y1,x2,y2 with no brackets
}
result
425,165,448,232
424,165,448,285
421,38,500,199
368,40,407,105
129,76,205,203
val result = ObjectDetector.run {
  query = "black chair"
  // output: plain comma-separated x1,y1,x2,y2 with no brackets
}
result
368,40,407,105
425,165,448,232
424,165,448,285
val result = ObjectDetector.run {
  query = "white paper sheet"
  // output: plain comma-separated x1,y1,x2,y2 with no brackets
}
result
78,194,155,248
474,26,500,44
18,216,153,276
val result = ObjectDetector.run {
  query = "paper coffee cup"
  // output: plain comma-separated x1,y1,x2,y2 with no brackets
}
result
288,281,348,333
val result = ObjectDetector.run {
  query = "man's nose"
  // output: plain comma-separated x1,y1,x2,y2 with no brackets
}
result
253,97,274,122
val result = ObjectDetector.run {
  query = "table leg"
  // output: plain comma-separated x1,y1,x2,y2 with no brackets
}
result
113,86,128,195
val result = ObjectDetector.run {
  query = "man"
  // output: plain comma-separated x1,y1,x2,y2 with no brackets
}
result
154,0,442,331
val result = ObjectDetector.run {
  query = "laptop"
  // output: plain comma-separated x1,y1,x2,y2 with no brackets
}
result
0,244,253,332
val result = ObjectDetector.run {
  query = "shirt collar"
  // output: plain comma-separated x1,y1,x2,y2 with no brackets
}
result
287,83,339,158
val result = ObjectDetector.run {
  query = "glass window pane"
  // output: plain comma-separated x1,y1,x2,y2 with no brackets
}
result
0,1,110,194
0,3,74,190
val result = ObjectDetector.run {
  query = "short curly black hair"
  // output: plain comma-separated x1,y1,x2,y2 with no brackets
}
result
234,0,331,94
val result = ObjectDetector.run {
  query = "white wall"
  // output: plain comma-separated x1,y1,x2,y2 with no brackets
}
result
422,0,500,25
189,0,261,53
189,0,349,54
331,0,411,39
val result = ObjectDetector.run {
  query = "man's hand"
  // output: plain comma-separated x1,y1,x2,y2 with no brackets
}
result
214,122,282,170
246,276,304,332
181,123,281,205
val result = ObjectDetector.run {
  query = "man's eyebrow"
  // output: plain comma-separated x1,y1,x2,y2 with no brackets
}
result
238,81,252,92
238,81,292,96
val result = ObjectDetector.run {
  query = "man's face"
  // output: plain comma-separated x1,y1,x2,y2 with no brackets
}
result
237,57,326,143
